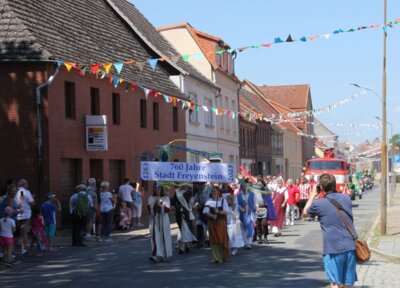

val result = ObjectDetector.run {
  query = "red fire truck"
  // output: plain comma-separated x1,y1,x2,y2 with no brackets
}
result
304,149,349,193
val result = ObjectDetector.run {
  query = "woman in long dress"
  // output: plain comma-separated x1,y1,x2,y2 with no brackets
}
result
226,194,244,255
203,185,230,263
268,178,287,237
148,185,172,263
173,185,197,254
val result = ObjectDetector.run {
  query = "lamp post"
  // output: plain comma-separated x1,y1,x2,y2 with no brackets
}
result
350,83,387,235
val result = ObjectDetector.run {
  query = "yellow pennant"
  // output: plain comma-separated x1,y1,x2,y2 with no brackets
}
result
103,63,113,74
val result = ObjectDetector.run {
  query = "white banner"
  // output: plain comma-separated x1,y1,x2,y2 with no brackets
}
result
141,162,236,183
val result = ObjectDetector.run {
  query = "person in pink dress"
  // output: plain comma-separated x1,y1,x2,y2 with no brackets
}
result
119,201,132,230
29,205,48,255
268,178,287,237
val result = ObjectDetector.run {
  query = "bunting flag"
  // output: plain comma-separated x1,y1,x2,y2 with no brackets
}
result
148,59,159,71
103,63,113,74
136,61,145,72
114,62,124,74
64,62,74,72
113,76,120,88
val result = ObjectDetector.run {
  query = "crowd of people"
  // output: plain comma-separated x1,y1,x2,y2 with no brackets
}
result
0,172,359,287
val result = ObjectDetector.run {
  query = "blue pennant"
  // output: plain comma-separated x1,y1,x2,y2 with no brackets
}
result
274,37,283,43
113,76,119,88
148,59,159,71
114,62,124,74
300,36,307,42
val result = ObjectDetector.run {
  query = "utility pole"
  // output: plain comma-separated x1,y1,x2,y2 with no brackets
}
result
381,0,388,236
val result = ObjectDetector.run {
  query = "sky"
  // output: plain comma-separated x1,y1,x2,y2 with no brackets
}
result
132,0,400,144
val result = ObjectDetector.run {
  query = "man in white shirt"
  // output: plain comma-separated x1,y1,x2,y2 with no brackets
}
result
118,178,135,222
15,179,35,254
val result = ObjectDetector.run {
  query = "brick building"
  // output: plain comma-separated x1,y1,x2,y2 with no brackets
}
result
0,0,198,218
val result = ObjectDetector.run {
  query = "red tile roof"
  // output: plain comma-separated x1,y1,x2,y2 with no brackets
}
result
258,84,311,111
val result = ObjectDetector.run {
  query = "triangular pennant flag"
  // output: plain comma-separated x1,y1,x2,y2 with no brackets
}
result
322,34,331,40
108,75,113,84
202,105,209,112
370,24,381,28
103,63,113,74
274,37,283,43
119,78,124,84
64,62,74,72
131,83,137,91
262,43,272,47
181,55,191,62
216,50,226,55
333,29,344,34
74,65,82,75
347,28,355,32
56,60,64,67
163,95,170,103
80,65,87,76
91,64,101,75
357,26,367,30
383,26,388,33
308,35,318,40
159,57,168,62
193,53,203,60
286,34,293,42
172,97,177,107
136,62,145,72
171,56,180,63
227,49,235,54
114,62,124,74
394,18,400,24
100,71,107,79
251,44,261,48
143,88,150,99
147,59,159,71
300,36,307,42
238,46,250,52
124,60,135,65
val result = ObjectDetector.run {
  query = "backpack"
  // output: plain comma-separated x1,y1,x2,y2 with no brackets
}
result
76,192,90,218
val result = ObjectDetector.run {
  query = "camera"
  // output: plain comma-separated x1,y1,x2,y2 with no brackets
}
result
316,184,321,193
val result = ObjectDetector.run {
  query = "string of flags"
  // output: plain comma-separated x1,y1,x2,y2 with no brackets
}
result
55,18,400,76
58,59,369,125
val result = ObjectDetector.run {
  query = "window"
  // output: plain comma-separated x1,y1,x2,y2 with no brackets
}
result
189,94,198,123
153,102,159,130
64,82,76,119
112,93,120,124
173,106,178,132
140,99,147,128
90,88,100,115
204,99,213,126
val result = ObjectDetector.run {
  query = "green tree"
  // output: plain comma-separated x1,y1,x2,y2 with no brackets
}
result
391,133,400,148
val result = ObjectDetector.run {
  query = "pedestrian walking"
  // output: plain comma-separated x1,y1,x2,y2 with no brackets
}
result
148,184,172,263
237,181,256,249
226,194,243,255
268,178,287,236
285,179,300,226
203,185,229,263
303,173,358,288
41,194,61,251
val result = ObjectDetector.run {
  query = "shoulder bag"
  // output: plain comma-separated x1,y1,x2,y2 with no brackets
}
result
326,198,371,263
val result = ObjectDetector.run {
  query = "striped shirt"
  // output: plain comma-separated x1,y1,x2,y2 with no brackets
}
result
299,183,311,200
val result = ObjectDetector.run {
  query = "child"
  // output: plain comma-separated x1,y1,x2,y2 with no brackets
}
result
0,207,16,267
41,194,61,251
132,183,144,227
119,201,132,230
29,205,48,255
226,194,244,255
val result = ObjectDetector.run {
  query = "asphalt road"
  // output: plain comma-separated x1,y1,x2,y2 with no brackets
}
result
0,186,380,288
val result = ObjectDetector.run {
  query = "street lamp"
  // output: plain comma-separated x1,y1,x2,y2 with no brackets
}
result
351,82,387,236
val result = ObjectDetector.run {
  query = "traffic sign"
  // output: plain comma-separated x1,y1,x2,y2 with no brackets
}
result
394,155,400,164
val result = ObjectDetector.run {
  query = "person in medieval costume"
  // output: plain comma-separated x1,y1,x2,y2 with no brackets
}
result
237,181,256,249
253,183,276,244
226,194,244,255
268,177,287,237
193,182,211,247
203,185,230,263
148,184,172,263
173,185,197,254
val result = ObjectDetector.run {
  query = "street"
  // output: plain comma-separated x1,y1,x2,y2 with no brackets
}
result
0,187,380,288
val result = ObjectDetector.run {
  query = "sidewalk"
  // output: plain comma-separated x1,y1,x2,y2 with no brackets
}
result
369,184,400,261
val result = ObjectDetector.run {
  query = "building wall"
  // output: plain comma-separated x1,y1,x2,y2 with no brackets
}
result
184,77,218,162
0,62,49,200
215,71,240,164
159,28,213,81
283,130,302,179
240,118,256,174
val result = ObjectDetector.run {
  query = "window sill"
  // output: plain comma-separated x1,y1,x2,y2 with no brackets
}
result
189,121,200,126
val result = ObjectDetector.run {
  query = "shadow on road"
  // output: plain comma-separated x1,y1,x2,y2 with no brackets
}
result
0,236,328,288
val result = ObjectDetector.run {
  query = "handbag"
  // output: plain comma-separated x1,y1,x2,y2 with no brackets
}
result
326,198,371,263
